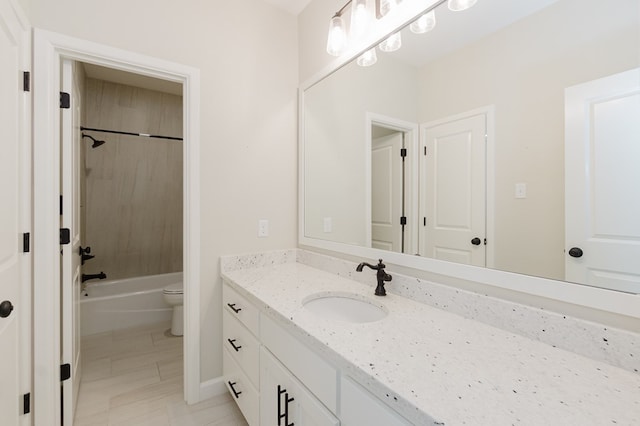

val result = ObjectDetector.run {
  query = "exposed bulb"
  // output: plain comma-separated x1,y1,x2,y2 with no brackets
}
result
350,0,370,41
447,0,478,12
379,0,398,17
379,31,402,52
326,15,348,56
410,10,436,34
356,48,377,67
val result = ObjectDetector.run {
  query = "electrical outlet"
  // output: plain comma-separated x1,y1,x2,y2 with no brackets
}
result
258,219,269,237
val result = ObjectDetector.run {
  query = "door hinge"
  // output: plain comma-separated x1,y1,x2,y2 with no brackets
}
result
400,216,407,226
22,233,30,253
400,148,407,158
60,363,71,382
23,393,31,414
60,228,71,245
423,217,426,226
60,195,63,215
424,146,427,156
23,71,30,92
60,92,70,109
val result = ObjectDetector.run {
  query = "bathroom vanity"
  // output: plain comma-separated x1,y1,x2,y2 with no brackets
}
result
221,250,640,425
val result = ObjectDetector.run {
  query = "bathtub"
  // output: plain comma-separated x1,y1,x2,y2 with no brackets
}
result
80,272,182,336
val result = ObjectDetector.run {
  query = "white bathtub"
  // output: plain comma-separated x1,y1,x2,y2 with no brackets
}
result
80,272,182,336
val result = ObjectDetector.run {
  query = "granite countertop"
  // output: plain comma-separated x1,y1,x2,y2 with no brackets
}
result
222,260,640,425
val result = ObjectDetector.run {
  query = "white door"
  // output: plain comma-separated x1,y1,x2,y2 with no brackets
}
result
565,68,640,293
0,0,26,423
371,131,404,252
61,58,82,424
420,114,486,266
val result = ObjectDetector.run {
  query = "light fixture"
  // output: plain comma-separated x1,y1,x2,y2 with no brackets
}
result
410,10,436,34
357,48,377,67
350,0,371,41
326,14,348,56
378,31,401,52
447,0,478,12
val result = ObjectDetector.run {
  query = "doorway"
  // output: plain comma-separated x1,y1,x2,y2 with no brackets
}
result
33,29,201,425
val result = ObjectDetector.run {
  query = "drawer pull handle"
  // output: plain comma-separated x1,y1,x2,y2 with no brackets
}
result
227,338,242,352
285,392,295,426
228,381,242,399
227,303,242,314
277,385,295,426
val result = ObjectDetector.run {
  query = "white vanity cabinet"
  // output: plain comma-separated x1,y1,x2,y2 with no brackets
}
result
222,282,413,426
260,347,339,426
223,285,260,425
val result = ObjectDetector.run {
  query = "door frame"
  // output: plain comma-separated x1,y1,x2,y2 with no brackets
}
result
33,29,202,424
365,112,419,255
419,105,495,268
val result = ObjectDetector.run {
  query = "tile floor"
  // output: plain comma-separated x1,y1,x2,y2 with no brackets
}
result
74,321,249,425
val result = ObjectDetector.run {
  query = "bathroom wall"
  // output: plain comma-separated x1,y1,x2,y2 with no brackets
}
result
83,78,183,280
28,0,298,382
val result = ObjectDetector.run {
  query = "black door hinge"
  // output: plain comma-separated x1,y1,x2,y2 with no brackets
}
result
60,229,71,245
23,393,31,414
424,146,427,156
60,92,70,109
400,148,407,158
22,233,30,253
60,195,63,215
23,71,30,92
400,216,407,226
60,363,71,382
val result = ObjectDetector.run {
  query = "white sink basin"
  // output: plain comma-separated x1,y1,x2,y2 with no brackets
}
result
303,292,388,323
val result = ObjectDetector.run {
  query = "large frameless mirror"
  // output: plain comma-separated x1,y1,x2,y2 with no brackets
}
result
302,0,640,296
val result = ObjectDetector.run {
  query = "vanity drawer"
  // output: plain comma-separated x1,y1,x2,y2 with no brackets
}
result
223,283,259,335
223,309,260,388
223,347,259,426
260,314,337,413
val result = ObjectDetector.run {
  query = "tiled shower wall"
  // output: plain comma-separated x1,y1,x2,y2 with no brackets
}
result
83,77,183,280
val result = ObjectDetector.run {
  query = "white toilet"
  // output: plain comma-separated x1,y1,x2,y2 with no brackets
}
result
163,282,184,336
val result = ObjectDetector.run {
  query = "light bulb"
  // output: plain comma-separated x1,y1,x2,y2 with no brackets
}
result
379,0,398,17
326,15,348,56
447,0,478,12
410,10,436,34
379,32,402,52
350,0,370,40
357,48,377,67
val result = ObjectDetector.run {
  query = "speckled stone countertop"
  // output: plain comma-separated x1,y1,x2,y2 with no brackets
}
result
221,254,640,425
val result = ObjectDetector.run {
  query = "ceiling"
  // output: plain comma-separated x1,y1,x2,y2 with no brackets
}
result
261,0,312,15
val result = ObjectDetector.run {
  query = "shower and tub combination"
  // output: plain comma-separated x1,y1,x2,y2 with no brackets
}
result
80,272,183,336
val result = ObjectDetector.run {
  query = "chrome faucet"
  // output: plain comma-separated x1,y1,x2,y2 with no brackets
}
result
356,259,392,296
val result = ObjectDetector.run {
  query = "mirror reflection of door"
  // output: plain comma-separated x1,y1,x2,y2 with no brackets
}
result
371,126,406,252
565,68,640,293
420,113,487,267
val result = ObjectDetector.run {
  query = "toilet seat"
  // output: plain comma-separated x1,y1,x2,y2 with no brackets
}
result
163,282,183,294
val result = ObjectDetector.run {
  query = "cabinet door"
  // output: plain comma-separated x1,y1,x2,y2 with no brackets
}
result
260,347,339,426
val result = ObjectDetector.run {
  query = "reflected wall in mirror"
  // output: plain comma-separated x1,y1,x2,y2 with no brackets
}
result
303,0,640,290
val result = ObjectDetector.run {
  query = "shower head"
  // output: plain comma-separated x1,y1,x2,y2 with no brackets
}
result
82,133,106,148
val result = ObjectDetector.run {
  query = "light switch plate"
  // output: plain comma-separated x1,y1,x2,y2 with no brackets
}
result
515,183,527,199
258,219,269,237
323,217,332,233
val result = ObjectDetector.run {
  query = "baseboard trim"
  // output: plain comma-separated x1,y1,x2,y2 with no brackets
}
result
198,377,228,402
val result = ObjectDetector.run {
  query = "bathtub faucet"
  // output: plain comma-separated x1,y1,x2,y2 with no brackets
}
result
82,272,107,283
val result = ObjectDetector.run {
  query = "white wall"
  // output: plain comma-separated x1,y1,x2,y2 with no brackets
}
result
28,0,298,382
304,54,418,245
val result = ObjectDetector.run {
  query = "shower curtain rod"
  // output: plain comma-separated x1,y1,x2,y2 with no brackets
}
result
80,126,183,141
